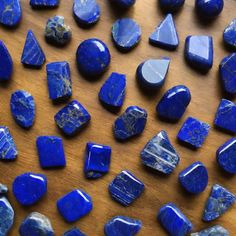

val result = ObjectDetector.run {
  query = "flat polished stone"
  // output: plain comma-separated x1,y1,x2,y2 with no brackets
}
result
113,106,147,140
10,90,35,128
104,216,142,236
112,18,141,51
191,225,229,236
64,227,86,236
109,170,145,206
159,0,185,12
179,161,208,194
158,203,193,236
156,85,191,121
149,14,179,50
57,189,93,222
110,0,136,8
223,18,236,49
30,0,59,8
12,172,47,206
141,130,180,174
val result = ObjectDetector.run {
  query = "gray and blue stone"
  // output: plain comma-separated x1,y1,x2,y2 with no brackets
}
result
46,61,72,101
57,189,93,222
19,212,54,236
158,203,193,236
12,172,47,206
104,216,142,236
141,130,180,174
30,0,59,8
99,72,126,108
179,161,208,194
64,227,86,236
112,18,141,51
110,0,136,8
0,184,8,194
223,18,236,50
113,106,147,140
177,117,210,148
109,170,145,206
21,30,46,68
191,225,229,236
156,85,191,121
10,90,35,129
159,0,185,12
149,14,179,50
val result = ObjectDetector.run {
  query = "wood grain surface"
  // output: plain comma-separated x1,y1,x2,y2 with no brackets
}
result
0,0,236,235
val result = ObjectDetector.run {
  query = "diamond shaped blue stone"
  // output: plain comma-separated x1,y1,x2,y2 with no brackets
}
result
159,0,185,12
191,225,229,236
63,227,86,236
141,131,180,174
223,19,236,50
110,0,136,8
30,0,59,8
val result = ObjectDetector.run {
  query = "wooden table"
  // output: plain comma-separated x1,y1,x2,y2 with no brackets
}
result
1,0,236,235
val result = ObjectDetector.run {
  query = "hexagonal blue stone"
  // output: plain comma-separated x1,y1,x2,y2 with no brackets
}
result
57,189,93,222
179,161,208,194
63,227,86,236
110,0,136,8
109,170,145,206
159,0,185,12
13,172,47,206
223,19,236,50
191,225,229,236
30,0,59,8
10,90,35,129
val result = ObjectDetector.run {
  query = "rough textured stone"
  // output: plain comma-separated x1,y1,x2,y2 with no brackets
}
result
30,0,59,8
191,225,229,236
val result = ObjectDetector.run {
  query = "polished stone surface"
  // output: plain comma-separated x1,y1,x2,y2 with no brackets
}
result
158,203,193,236
10,90,35,128
110,0,136,8
109,170,145,206
63,227,86,236
141,131,180,174
57,189,93,222
203,184,236,222
191,225,229,236
12,172,47,206
159,0,185,12
30,0,59,8
149,14,179,50
179,161,208,194
0,183,8,194
157,85,191,121
223,18,236,49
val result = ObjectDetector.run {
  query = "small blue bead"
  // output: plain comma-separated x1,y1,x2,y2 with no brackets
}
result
57,189,93,222
191,225,229,236
223,19,236,49
159,0,185,12
13,172,47,206
10,90,35,128
104,216,142,236
63,227,86,236
179,161,208,194
109,170,145,206
110,0,136,8
158,203,193,236
30,0,59,8
112,18,141,51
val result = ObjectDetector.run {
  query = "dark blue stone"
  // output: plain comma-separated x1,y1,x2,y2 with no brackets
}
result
141,130,180,174
149,14,179,50
36,136,66,168
57,189,93,222
46,61,72,101
30,0,59,8
191,225,229,236
177,117,210,148
54,100,91,136
64,227,86,236
185,35,213,71
104,216,142,236
21,30,46,68
10,90,35,128
137,58,170,89
158,203,193,236
112,18,141,51
223,19,236,49
179,161,208,194
156,85,191,121
84,142,111,179
99,72,126,108
76,38,111,77
203,184,236,222
113,106,147,140
73,0,100,26
19,212,54,236
109,170,145,206
110,0,136,8
159,0,185,12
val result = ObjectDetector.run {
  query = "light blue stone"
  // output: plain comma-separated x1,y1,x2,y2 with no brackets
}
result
63,227,86,236
159,0,185,12
223,18,236,49
191,225,229,236
30,0,59,8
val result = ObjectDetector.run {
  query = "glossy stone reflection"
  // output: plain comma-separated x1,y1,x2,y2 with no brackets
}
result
159,0,185,12
191,225,229,236
223,18,236,49
30,0,59,8
63,227,86,236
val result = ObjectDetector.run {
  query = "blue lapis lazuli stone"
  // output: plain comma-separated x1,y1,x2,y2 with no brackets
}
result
21,30,46,68
46,61,72,101
113,106,147,140
159,0,185,12
104,216,142,236
64,227,86,236
141,130,180,174
30,0,59,8
0,183,8,194
156,85,191,121
110,0,136,8
57,189,93,222
179,161,208,194
203,184,236,222
223,19,236,49
149,14,179,50
99,72,126,108
12,172,47,206
54,100,91,136
10,90,35,128
109,170,145,206
191,225,229,236
84,142,111,179
112,18,141,51
177,117,210,148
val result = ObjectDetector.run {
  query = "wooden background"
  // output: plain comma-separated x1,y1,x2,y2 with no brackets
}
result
0,0,236,235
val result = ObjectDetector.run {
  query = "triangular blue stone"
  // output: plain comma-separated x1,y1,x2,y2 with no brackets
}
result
149,14,179,50
30,0,59,8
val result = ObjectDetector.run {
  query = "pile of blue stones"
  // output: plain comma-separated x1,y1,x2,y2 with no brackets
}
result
0,0,236,235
